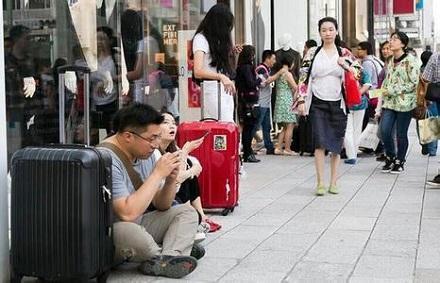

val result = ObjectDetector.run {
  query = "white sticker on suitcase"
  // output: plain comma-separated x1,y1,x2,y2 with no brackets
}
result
214,135,227,151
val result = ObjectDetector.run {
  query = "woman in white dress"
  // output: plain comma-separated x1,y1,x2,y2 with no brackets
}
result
192,3,236,122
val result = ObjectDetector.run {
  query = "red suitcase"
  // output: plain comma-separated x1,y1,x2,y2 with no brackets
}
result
177,82,239,215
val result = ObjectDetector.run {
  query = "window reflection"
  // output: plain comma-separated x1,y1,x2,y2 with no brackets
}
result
3,0,218,161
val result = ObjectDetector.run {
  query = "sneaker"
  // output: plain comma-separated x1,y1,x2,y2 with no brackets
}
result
190,243,206,260
426,174,440,187
194,232,206,244
390,160,405,174
315,184,326,196
328,185,339,194
381,157,395,173
138,255,197,278
344,158,356,165
198,222,210,234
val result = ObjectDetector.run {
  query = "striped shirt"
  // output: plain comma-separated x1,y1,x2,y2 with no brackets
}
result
423,52,440,83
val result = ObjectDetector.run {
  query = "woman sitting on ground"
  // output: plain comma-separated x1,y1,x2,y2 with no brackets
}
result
157,112,222,232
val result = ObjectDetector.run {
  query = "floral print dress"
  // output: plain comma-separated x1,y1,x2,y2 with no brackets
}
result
274,75,297,123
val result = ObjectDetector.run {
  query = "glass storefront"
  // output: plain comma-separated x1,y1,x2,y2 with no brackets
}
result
2,0,226,163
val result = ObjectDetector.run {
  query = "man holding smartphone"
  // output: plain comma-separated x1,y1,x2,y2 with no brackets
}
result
99,103,199,278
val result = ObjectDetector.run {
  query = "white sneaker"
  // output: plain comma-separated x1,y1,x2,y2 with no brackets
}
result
194,232,206,244
198,222,210,233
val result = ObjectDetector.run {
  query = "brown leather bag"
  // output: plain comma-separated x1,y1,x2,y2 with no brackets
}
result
412,76,429,120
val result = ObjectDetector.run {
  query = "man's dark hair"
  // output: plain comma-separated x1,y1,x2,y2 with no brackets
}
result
113,103,164,133
358,41,373,55
421,51,433,68
262,50,275,62
305,39,317,49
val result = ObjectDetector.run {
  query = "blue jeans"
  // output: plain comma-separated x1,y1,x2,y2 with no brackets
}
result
418,101,439,155
252,107,274,151
380,109,412,161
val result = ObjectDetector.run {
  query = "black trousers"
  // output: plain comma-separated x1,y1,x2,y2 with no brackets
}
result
175,159,202,224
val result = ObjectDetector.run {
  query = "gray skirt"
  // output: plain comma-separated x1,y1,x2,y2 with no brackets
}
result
309,95,347,154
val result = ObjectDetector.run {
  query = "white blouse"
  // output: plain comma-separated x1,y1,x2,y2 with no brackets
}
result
310,49,344,101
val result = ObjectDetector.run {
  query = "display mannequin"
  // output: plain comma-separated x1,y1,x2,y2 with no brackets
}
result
275,33,301,82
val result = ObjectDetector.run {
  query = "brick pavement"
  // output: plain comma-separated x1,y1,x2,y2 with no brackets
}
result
107,128,440,282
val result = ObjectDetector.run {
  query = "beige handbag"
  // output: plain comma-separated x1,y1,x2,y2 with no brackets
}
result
418,113,440,144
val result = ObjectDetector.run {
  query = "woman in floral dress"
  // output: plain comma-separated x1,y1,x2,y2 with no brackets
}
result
274,56,298,155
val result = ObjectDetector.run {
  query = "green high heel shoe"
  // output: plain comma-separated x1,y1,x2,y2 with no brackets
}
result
315,184,326,196
328,185,339,194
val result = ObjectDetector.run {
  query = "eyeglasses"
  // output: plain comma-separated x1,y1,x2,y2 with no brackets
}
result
128,131,161,144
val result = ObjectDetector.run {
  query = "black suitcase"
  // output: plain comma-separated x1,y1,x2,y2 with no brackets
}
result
10,66,114,282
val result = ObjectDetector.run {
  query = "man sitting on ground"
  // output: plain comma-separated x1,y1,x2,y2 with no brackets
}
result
99,103,202,278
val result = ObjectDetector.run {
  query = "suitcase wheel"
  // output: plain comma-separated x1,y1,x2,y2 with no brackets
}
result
10,270,23,283
221,207,234,216
97,270,111,283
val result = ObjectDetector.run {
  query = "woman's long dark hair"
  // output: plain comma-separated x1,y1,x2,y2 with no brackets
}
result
193,3,235,76
121,9,143,71
237,45,255,66
318,17,342,47
379,41,390,62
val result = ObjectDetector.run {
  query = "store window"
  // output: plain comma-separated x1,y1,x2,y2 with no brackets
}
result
3,0,225,163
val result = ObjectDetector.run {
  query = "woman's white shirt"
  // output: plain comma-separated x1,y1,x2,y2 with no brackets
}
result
192,33,234,122
310,49,344,101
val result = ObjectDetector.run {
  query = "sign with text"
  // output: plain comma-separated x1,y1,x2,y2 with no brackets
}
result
163,24,177,46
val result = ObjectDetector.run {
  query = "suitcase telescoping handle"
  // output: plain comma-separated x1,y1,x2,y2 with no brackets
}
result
58,65,91,145
200,80,222,121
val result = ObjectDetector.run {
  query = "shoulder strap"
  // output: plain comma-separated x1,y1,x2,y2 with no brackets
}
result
98,142,143,191
364,58,381,82
305,45,323,85
255,64,269,76
337,46,343,57
373,56,384,68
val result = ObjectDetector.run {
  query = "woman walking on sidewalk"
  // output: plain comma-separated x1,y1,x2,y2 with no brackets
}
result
379,31,420,174
296,17,359,196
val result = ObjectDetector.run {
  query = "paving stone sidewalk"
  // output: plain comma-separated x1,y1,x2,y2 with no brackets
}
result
107,127,440,282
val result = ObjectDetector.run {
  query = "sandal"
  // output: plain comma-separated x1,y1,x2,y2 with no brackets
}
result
204,218,222,233
283,150,299,156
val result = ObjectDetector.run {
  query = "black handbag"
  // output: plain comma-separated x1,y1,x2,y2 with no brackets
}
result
241,103,260,120
425,82,440,102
